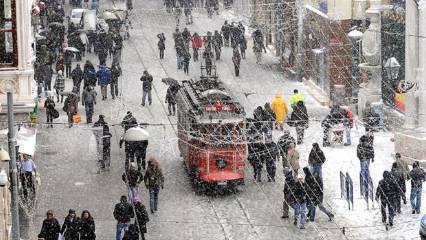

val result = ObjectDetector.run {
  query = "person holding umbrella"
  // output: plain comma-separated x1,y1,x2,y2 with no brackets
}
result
120,127,150,172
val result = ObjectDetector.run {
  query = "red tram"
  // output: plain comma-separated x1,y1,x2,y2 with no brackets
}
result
176,66,246,188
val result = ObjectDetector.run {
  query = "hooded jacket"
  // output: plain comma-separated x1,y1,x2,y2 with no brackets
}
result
376,171,400,203
308,143,326,165
271,95,289,123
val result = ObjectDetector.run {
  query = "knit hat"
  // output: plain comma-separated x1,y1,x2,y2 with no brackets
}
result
132,196,141,204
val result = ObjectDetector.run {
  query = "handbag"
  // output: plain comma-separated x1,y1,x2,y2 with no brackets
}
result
52,109,60,119
72,114,81,123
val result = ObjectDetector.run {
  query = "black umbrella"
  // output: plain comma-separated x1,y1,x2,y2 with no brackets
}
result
162,77,179,86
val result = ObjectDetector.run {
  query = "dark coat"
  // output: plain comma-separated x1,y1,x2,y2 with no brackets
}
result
113,201,135,223
61,216,79,239
303,167,323,205
122,168,143,188
71,67,84,87
308,144,326,165
38,218,61,240
78,218,96,240
144,167,164,189
111,64,122,83
84,63,97,86
376,171,400,203
165,87,177,105
121,114,138,131
287,178,307,205
64,94,78,113
263,142,279,165
409,166,426,188
134,202,149,233
290,101,308,128
357,136,374,160
140,74,153,92
122,224,139,240
277,133,296,158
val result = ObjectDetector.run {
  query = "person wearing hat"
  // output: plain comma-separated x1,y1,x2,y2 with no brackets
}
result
140,70,153,106
290,89,305,109
289,172,307,229
308,143,326,178
133,196,149,240
61,209,79,240
38,210,61,240
409,161,426,214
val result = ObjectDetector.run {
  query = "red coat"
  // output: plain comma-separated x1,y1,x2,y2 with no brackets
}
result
191,36,203,49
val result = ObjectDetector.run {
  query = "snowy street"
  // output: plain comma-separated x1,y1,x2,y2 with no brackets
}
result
22,0,423,239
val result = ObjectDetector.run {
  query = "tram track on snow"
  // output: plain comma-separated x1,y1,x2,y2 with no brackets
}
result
121,4,267,239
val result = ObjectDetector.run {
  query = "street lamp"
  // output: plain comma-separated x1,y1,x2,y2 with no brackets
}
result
0,148,10,187
348,29,364,104
385,57,401,80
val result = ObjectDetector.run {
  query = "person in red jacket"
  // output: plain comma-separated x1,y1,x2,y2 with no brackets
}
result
191,32,202,62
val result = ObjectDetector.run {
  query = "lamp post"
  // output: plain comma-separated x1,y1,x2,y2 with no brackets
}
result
348,29,364,105
7,92,20,240
384,57,401,86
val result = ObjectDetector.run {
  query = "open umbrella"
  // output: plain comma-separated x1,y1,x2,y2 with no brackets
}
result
102,11,119,20
64,47,80,52
123,127,150,141
162,77,179,86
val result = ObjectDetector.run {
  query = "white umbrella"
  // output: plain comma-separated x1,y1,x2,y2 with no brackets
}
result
123,127,150,141
102,11,119,20
64,47,80,52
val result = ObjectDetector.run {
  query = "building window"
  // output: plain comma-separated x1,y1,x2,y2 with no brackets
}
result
0,0,17,68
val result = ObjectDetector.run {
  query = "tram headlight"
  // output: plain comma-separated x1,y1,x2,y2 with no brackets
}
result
216,158,227,169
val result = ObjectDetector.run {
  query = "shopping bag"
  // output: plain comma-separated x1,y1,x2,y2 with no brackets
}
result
52,109,60,119
72,114,81,123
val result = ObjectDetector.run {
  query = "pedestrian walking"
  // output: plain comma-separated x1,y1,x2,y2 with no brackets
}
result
202,49,214,75
165,86,178,116
54,70,65,103
64,50,73,78
121,111,138,132
290,89,305,108
183,49,191,74
287,143,300,175
263,103,275,140
282,168,293,219
111,63,122,99
362,101,380,133
232,48,241,77
38,210,61,240
93,115,112,170
289,101,309,144
357,135,374,200
290,173,307,229
82,86,97,123
271,94,289,130
213,30,223,60
191,32,202,61
97,64,112,100
376,171,399,226
78,210,96,240
157,33,166,59
409,161,426,214
122,224,139,240
63,91,79,128
264,141,279,182
122,162,144,201
140,70,153,106
240,36,247,59
114,195,135,240
391,162,406,213
278,130,296,175
303,167,334,222
144,157,165,213
221,21,231,47
394,152,409,210
71,64,84,96
133,196,149,240
61,209,79,240
84,60,97,88
44,95,56,128
19,154,37,199
341,107,354,146
56,54,65,74
42,65,53,91
308,143,326,178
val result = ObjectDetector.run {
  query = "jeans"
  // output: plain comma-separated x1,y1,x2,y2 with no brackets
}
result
293,202,306,226
67,111,75,126
46,111,53,126
116,222,129,240
310,164,322,178
149,187,160,211
410,186,422,213
177,55,183,69
360,159,370,200
111,82,119,98
168,103,176,115
85,102,94,123
128,186,139,203
142,90,152,106
345,127,351,145
307,202,333,221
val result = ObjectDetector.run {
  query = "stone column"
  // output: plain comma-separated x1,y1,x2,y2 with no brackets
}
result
418,0,426,128
404,0,419,128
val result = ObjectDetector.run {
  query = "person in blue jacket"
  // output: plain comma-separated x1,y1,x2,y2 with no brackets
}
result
97,64,112,100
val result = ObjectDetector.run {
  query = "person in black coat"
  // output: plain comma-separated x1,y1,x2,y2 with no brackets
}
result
391,162,406,213
38,210,61,240
282,169,294,218
409,161,426,214
61,209,79,240
308,143,326,178
122,224,139,240
264,141,278,182
94,115,112,170
114,196,135,240
277,131,296,174
122,162,144,200
357,135,374,200
71,64,84,96
140,70,153,106
133,197,149,240
303,167,334,222
263,103,275,140
376,171,399,226
165,86,178,116
157,33,166,59
78,210,96,240
289,174,308,229
290,101,309,144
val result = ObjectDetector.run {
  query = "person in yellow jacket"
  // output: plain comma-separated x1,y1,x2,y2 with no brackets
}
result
290,89,305,108
271,94,289,130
